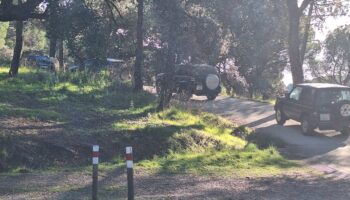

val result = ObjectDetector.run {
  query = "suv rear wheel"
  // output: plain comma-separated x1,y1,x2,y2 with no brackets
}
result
341,128,350,135
206,94,217,101
301,116,314,135
275,108,286,125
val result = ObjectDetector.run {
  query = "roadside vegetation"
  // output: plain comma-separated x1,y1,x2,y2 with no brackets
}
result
0,67,299,177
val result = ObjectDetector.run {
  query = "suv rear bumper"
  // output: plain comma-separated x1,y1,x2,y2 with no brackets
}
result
316,118,350,131
194,86,221,96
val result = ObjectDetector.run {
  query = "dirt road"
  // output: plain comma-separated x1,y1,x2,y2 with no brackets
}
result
188,95,350,177
2,171,350,200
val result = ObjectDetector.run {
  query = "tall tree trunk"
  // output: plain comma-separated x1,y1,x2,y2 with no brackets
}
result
9,20,23,77
58,39,64,71
133,0,144,92
156,0,178,111
287,0,304,84
300,1,314,65
49,36,57,58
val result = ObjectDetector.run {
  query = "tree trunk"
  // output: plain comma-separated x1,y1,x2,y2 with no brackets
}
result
287,0,305,85
156,0,178,111
58,39,64,71
49,36,57,58
300,1,314,64
133,0,144,92
9,20,23,77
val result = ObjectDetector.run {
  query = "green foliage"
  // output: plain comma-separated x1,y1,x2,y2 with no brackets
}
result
148,0,287,98
218,0,287,97
0,22,9,49
309,25,350,85
23,21,47,51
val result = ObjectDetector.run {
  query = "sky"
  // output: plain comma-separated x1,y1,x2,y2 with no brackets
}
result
282,15,350,86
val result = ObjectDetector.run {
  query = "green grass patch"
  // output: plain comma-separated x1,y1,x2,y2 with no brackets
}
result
113,108,297,175
0,66,298,176
138,146,297,175
0,103,63,121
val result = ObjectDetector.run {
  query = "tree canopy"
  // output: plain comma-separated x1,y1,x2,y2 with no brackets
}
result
0,0,349,102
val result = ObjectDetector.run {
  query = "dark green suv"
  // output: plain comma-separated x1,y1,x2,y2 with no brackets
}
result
156,64,221,101
274,83,350,135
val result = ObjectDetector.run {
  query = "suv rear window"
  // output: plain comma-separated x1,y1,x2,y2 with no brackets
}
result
300,88,315,105
290,87,303,101
316,89,350,106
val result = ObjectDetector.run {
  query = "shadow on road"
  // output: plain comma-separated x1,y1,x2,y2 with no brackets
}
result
243,114,275,128
256,124,349,160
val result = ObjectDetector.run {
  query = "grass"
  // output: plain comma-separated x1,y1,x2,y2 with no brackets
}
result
0,66,300,178
138,147,296,176
111,108,298,175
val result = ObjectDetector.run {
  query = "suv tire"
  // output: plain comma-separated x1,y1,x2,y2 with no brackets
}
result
337,100,350,118
341,128,350,135
275,108,286,125
301,116,313,135
206,94,217,101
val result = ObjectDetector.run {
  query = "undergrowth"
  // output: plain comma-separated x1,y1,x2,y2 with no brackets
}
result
0,66,298,176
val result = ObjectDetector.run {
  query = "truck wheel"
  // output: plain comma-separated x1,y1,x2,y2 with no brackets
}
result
301,116,313,135
275,108,286,126
341,128,350,135
206,94,217,101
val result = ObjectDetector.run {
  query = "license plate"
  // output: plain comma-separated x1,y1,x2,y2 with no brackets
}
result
320,114,330,121
196,85,203,90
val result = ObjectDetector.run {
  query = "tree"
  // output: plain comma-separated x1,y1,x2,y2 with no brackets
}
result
212,0,287,98
133,0,144,92
310,26,350,85
153,0,179,111
286,0,313,84
9,0,24,77
286,0,348,85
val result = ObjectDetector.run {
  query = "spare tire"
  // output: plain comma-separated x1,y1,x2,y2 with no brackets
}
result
336,100,350,118
340,103,350,117
206,74,220,90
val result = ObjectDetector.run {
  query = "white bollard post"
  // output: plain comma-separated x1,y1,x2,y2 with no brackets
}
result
92,145,99,200
126,146,134,200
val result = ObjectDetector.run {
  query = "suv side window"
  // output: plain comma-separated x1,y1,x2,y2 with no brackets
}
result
289,87,303,101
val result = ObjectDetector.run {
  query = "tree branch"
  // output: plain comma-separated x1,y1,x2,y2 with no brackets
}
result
0,0,47,21
299,0,313,13
104,0,123,19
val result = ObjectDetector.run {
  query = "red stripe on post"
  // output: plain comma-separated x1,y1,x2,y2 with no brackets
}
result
125,154,133,161
92,152,100,157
